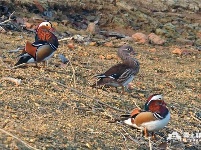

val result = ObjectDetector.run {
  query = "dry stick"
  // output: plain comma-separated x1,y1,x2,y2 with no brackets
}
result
0,77,21,86
58,37,72,42
120,127,140,145
115,127,129,150
12,63,26,69
62,43,76,88
0,128,39,150
44,77,127,113
69,60,76,88
148,137,153,150
190,112,201,123
0,11,15,25
8,47,25,53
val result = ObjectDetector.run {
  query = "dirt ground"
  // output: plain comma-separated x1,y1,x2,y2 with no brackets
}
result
0,1,201,150
0,29,200,150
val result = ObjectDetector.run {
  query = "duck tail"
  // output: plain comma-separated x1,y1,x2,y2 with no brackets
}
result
14,55,32,66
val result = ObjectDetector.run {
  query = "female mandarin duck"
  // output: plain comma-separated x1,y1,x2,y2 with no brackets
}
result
14,21,59,67
92,45,140,93
120,94,170,137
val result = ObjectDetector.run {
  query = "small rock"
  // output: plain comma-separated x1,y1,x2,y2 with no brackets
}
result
132,32,148,44
172,48,183,55
51,21,58,27
24,22,33,29
104,41,114,47
171,48,193,56
16,17,24,25
99,55,105,59
86,22,99,35
89,42,97,46
59,54,69,64
149,48,156,53
67,43,75,50
106,54,115,60
155,28,166,36
61,20,69,26
148,33,166,45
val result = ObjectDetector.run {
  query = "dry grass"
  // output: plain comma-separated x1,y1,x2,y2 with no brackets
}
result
0,27,200,150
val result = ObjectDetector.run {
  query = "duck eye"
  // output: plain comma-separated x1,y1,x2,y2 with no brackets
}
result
46,24,48,26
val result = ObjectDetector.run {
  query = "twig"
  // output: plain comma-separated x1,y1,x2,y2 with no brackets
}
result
116,127,127,141
0,128,39,150
148,137,152,150
0,11,15,25
0,77,21,86
58,37,72,42
121,127,140,144
69,60,76,88
8,47,24,53
44,77,127,113
190,112,201,123
115,127,129,150
12,63,26,69
133,100,141,109
62,43,76,88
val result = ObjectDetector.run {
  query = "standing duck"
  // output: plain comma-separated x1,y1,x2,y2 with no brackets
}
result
120,94,170,137
14,21,59,67
92,45,140,93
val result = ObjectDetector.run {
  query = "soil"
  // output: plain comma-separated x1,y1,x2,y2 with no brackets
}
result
0,1,201,150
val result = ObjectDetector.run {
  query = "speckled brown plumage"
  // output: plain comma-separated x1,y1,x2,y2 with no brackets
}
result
92,45,140,93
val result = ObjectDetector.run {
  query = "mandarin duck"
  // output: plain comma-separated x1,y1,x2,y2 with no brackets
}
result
92,45,140,93
120,94,170,137
14,21,59,67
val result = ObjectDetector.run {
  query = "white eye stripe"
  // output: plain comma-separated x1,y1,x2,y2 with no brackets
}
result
146,94,163,106
151,94,163,100
38,22,52,28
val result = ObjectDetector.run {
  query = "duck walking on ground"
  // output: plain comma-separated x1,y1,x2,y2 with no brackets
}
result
92,45,140,93
14,21,59,67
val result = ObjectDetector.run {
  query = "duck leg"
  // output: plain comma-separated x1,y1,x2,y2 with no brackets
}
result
151,132,156,140
121,86,125,95
42,61,46,68
144,127,148,138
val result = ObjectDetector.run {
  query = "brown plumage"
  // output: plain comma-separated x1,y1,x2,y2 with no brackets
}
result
14,21,59,67
112,94,170,138
92,45,140,93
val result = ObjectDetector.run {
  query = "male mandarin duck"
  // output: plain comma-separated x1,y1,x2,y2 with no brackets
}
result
120,94,170,137
92,45,140,93
14,21,59,67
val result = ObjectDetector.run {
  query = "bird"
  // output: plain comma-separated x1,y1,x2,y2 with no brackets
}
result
14,21,59,67
118,94,170,138
92,45,140,93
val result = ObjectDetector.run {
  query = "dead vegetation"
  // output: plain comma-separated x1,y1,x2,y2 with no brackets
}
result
0,1,201,150
0,31,200,149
